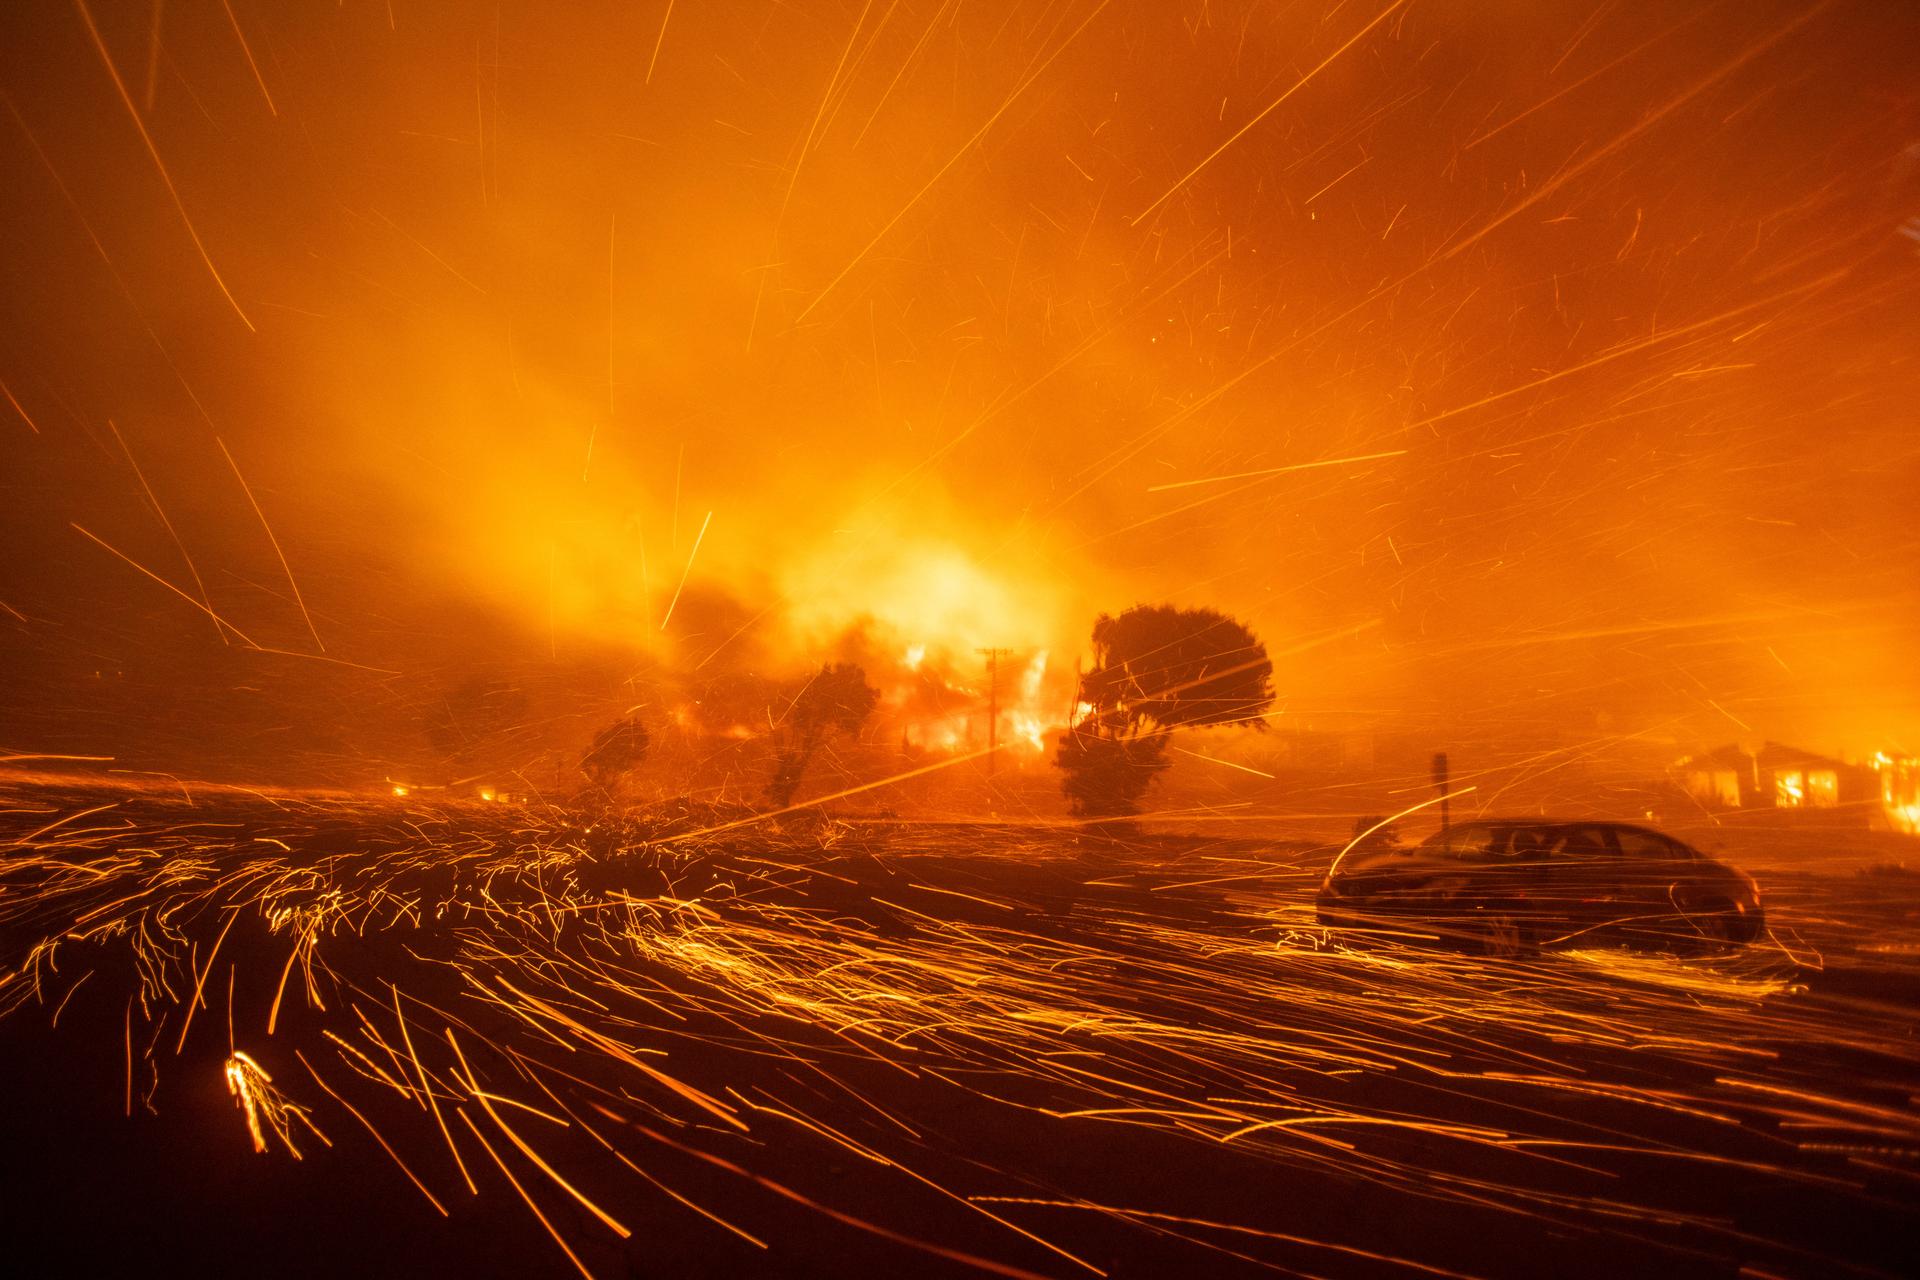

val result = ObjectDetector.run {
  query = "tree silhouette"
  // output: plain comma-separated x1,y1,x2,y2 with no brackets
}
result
581,714,649,796
1056,605,1273,818
1055,727,1173,818
766,663,879,809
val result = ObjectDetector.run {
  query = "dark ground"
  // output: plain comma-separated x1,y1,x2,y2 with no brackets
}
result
2,777,1917,1279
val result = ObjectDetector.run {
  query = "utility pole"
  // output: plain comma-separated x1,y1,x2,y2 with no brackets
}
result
976,648,1011,777
1432,751,1451,832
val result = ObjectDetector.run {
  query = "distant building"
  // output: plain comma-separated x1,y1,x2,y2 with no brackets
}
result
1676,742,1881,822
1875,753,1920,835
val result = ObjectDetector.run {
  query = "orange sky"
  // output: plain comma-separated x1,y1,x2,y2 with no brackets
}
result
1,0,1917,777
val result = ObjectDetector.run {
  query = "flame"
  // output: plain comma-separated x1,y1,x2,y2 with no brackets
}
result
780,531,1071,659
1873,754,1920,835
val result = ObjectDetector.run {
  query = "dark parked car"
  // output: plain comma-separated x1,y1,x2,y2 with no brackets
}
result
1316,820,1763,955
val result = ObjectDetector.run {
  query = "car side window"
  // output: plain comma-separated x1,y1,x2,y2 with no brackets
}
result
1436,825,1502,857
1616,829,1691,860
1564,826,1616,856
1507,827,1554,858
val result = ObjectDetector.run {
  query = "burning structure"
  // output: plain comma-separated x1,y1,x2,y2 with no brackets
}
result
1678,742,1862,812
1675,742,1920,830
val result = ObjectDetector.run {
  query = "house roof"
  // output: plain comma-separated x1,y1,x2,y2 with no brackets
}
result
1755,741,1849,772
1679,743,1751,771
1679,741,1852,773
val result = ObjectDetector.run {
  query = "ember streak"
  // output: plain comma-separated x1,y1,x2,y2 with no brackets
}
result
1,1,1918,1277
3,779,1918,1277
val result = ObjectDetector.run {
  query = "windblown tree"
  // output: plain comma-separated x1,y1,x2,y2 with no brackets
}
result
581,714,649,797
766,663,879,808
1056,605,1273,818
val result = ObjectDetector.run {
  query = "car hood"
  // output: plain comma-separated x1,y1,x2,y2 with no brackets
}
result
1325,847,1453,884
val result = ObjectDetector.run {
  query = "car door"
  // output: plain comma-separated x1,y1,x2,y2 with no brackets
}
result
1394,824,1502,915
1609,827,1694,939
1465,825,1548,929
1528,824,1624,937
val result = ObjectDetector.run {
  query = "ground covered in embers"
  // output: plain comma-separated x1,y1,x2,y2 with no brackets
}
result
3,782,1917,1279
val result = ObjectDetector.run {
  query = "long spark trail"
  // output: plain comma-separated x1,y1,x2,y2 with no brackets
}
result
217,438,325,653
645,0,675,85
71,0,256,332
1429,1,1833,269
1111,265,1850,537
69,523,260,647
1170,747,1276,779
1144,449,1408,493
219,0,277,116
1128,0,1407,225
110,421,228,645
658,510,711,632
1462,6,1713,152
2,87,231,443
655,744,1001,844
780,0,875,222
0,376,40,434
793,0,1112,324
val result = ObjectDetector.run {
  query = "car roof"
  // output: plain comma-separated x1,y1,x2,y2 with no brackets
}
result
1426,820,1681,841
1424,820,1704,856
1448,819,1648,829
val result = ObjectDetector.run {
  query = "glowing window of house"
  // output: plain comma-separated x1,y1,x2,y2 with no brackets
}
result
1884,762,1918,808
1880,758,1920,835
1775,770,1805,807
1687,769,1742,806
1805,770,1838,807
